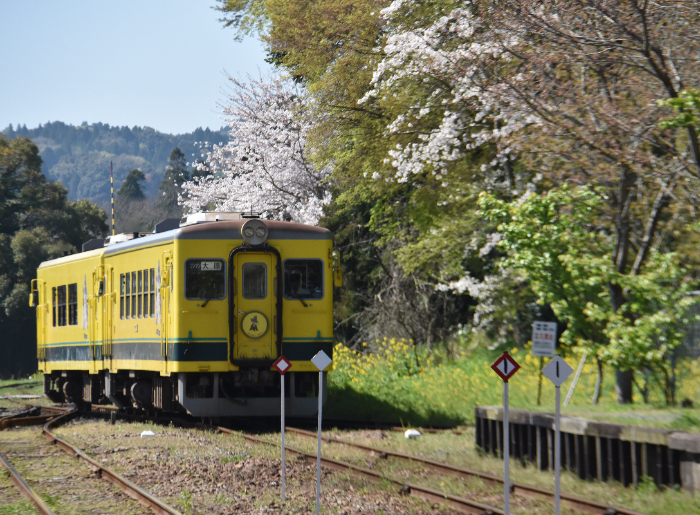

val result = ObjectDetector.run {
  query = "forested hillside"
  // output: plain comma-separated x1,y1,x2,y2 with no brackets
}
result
0,136,106,377
1,122,229,203
194,0,700,405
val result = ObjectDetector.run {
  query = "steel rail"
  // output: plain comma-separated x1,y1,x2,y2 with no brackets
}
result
286,426,644,515
0,450,56,515
41,409,182,515
221,427,504,515
0,405,41,426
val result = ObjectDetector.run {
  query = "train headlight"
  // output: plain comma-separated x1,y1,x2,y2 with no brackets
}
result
241,219,268,245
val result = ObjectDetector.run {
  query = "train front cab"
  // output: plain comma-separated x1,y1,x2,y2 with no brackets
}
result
170,219,339,417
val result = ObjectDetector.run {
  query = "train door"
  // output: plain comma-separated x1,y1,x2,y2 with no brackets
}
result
31,279,47,362
102,266,114,367
160,251,173,373
232,252,277,361
89,266,103,373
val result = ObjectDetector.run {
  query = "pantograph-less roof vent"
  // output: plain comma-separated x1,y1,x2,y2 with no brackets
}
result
179,212,242,227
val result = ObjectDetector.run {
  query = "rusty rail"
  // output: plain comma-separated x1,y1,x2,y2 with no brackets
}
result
286,426,646,515
0,450,56,515
41,409,182,515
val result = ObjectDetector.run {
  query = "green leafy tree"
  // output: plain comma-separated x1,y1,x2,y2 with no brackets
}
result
118,169,146,200
659,89,700,131
480,187,699,404
158,148,190,211
0,135,106,377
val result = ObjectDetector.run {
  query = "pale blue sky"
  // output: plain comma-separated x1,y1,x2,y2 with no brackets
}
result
0,1,270,134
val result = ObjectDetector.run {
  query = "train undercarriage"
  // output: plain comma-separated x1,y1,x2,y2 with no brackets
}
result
42,369,325,419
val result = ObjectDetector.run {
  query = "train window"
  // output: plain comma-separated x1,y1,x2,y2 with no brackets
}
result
131,272,137,317
185,259,226,300
56,285,67,326
68,283,78,325
137,270,143,318
283,259,324,300
120,274,125,319
142,270,149,318
149,268,155,316
125,273,131,318
52,287,57,327
242,263,267,299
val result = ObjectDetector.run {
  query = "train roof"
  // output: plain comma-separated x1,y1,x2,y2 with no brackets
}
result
38,220,331,268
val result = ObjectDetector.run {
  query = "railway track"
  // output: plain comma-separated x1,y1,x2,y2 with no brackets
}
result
229,428,505,515
283,426,645,515
1,406,649,515
0,406,182,515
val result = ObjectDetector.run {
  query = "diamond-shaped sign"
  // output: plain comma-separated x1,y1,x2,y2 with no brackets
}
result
311,350,332,372
273,356,292,375
491,352,520,382
542,355,573,387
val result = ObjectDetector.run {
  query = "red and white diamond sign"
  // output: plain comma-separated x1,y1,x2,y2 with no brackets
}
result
273,356,292,375
491,352,520,383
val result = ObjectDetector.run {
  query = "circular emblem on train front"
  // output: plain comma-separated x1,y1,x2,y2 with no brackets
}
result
241,311,269,339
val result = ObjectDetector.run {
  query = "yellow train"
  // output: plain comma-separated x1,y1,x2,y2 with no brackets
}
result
31,212,341,418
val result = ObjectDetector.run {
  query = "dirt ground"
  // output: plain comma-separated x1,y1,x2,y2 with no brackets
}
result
47,418,465,514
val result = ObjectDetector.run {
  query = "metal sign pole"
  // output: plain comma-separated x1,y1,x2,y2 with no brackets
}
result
272,355,291,504
503,380,510,515
281,376,286,502
316,370,323,515
541,355,572,515
310,350,332,515
555,385,561,515
490,351,519,515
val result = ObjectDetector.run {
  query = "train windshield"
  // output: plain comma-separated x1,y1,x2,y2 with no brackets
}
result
283,259,323,300
185,259,226,300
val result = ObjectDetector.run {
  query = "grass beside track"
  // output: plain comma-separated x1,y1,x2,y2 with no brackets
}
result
326,339,700,431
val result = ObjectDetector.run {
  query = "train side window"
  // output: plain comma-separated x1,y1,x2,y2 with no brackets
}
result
56,285,67,326
185,259,226,300
137,270,143,318
142,269,149,318
52,287,57,327
242,263,267,299
149,268,155,317
125,273,131,318
120,274,125,319
131,272,137,317
68,283,78,325
283,259,324,300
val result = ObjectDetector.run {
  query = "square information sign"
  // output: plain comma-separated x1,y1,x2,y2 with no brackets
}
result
532,321,557,357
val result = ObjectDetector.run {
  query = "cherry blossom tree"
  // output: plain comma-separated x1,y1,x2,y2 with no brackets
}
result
367,0,700,402
181,75,331,225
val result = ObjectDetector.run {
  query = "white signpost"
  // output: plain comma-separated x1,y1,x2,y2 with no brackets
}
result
272,355,292,502
532,322,557,357
311,350,332,515
541,355,574,515
490,351,520,515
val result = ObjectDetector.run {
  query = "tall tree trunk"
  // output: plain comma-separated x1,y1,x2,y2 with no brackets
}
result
592,358,603,405
610,167,636,403
616,370,634,404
